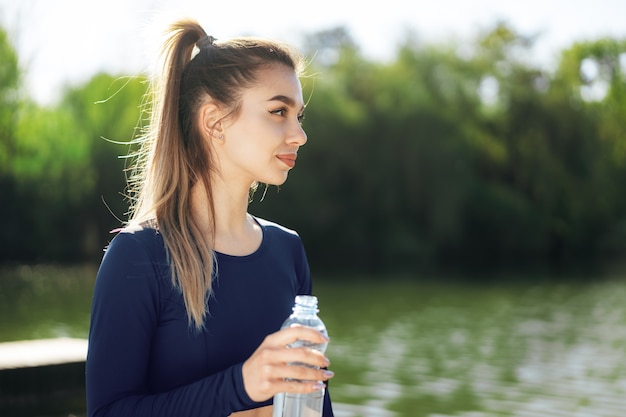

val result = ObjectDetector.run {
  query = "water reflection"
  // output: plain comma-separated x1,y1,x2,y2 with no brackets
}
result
318,279,626,417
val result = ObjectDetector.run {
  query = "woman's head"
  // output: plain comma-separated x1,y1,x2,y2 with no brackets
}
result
131,18,306,217
128,18,306,329
177,22,306,164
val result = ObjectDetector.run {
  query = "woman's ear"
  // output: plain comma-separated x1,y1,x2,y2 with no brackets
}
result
200,102,225,142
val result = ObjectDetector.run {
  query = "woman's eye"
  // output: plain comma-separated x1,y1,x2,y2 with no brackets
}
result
270,108,304,124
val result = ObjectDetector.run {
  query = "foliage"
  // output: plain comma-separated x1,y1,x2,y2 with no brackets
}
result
0,27,19,175
1,22,626,276
0,42,147,261
253,23,626,275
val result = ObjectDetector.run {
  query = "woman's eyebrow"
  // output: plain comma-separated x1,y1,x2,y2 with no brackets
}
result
268,95,305,112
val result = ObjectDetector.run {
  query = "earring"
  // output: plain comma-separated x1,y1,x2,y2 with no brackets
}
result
219,135,223,140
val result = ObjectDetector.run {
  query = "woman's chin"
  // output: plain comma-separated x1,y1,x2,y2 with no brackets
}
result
263,173,289,187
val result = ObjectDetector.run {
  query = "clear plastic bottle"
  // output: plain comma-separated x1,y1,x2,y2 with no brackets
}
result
273,295,328,417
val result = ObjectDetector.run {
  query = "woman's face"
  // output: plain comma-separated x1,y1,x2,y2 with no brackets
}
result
216,64,307,187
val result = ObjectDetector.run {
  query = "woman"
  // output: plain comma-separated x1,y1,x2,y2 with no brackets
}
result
86,18,334,417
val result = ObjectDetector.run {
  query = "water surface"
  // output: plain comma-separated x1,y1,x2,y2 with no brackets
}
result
1,266,625,416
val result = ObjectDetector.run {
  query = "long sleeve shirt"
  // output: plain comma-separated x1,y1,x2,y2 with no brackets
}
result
86,217,334,417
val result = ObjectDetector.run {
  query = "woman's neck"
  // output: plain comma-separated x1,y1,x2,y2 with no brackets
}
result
191,179,262,256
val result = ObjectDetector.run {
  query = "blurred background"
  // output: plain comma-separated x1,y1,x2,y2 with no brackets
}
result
1,1,626,416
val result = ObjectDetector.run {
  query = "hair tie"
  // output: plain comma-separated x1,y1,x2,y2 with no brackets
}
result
196,35,217,49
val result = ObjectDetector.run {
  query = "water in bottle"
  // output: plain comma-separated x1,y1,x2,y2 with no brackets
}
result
273,295,328,417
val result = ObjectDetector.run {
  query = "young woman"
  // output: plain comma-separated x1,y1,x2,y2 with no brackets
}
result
86,18,334,417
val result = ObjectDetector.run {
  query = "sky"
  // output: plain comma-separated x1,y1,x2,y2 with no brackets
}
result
1,0,625,105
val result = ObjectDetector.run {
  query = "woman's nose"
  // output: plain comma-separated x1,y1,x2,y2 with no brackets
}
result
289,122,307,146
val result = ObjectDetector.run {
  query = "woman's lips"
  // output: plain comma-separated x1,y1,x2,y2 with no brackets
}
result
277,154,297,168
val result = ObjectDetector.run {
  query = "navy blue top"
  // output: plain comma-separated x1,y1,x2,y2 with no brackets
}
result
86,218,334,417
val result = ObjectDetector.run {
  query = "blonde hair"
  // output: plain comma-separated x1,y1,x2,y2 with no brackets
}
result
127,18,304,329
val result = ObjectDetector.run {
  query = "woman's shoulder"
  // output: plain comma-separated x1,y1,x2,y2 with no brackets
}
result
254,217,307,261
99,222,169,281
255,217,301,239
105,221,164,256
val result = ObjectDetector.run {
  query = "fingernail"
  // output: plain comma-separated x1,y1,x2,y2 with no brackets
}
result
323,370,335,378
312,382,326,391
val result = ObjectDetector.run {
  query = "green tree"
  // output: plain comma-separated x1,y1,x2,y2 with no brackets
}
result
60,73,148,259
552,39,626,259
0,26,19,173
256,24,626,274
1,69,146,262
0,26,26,261
4,21,626,275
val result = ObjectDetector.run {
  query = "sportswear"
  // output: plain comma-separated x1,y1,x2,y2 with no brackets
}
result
86,217,334,417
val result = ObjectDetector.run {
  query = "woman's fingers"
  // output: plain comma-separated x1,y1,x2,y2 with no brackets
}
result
265,325,329,347
272,362,335,383
241,326,333,402
281,346,330,368
272,375,329,395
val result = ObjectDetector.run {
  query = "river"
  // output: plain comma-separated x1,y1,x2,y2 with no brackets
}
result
1,265,625,416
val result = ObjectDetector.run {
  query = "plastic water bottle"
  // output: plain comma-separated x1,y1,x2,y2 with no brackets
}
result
273,295,328,417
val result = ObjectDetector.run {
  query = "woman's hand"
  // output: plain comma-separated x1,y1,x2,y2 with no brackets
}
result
241,326,334,402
